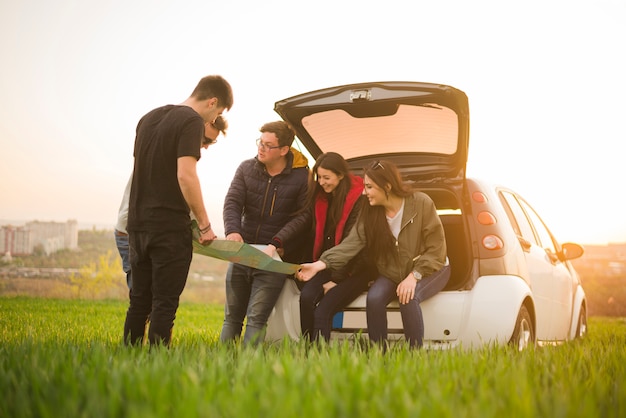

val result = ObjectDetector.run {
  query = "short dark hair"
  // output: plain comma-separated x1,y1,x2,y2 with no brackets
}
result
212,115,228,136
259,121,295,147
191,75,234,110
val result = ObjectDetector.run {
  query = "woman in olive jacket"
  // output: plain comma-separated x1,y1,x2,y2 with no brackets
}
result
297,160,450,348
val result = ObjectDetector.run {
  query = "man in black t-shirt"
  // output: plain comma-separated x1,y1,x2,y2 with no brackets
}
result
124,75,233,347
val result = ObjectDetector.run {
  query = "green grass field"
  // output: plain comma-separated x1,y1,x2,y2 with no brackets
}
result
1,297,624,418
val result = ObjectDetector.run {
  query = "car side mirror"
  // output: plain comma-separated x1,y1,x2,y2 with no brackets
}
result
561,242,584,261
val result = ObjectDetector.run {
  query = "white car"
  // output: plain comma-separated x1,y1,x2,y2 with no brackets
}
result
266,81,587,349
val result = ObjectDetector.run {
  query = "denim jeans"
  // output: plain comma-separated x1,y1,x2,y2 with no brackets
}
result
366,265,451,348
220,263,287,345
300,270,371,342
114,230,132,290
124,228,192,347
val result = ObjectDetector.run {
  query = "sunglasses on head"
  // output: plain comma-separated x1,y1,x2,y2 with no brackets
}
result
370,160,385,170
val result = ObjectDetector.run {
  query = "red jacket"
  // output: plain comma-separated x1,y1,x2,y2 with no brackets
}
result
312,175,364,261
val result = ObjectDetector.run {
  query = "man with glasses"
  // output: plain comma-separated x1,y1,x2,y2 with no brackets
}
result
221,120,310,345
124,75,233,347
202,115,228,147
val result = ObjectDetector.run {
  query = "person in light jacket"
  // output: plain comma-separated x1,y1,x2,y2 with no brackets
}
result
297,160,450,348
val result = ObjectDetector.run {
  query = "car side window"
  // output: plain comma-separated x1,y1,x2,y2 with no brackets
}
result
517,198,558,255
500,191,538,246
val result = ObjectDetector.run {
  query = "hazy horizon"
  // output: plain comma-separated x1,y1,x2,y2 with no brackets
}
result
2,217,624,247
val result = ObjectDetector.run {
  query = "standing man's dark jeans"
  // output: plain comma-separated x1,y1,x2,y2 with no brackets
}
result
114,230,132,290
124,228,192,347
220,263,287,345
300,270,371,342
366,265,450,348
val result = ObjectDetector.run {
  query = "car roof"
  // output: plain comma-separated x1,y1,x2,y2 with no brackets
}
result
274,81,470,181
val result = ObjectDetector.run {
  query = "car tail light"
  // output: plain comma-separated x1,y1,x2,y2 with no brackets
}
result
482,235,504,250
477,211,496,225
472,191,487,203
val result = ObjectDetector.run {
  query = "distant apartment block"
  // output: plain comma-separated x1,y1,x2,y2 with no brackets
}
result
0,220,78,256
572,243,626,277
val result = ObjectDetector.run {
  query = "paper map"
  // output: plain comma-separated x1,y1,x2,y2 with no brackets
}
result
192,239,300,275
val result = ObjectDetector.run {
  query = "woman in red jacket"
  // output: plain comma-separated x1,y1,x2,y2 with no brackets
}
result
299,152,375,343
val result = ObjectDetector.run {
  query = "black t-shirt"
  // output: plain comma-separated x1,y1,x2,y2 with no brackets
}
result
127,105,203,232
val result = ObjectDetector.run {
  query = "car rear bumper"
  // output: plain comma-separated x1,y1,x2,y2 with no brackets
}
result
266,275,534,349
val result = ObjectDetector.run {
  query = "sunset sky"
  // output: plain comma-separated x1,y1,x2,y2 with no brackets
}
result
1,0,624,245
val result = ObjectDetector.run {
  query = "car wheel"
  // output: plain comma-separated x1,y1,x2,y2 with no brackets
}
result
509,305,535,351
575,304,587,339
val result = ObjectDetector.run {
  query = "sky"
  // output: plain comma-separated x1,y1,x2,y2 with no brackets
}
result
1,0,625,246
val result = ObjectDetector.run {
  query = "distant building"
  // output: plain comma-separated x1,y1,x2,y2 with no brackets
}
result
572,243,626,279
0,220,78,256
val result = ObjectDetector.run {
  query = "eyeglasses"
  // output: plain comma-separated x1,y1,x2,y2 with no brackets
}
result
370,160,385,170
203,136,217,146
256,138,282,151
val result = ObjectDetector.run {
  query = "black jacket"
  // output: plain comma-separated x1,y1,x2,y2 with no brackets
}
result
223,149,310,263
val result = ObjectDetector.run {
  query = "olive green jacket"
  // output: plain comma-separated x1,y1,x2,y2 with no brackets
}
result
319,191,446,284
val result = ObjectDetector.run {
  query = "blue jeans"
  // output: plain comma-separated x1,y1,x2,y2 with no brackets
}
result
220,263,287,345
299,270,371,342
366,265,451,348
124,228,192,347
114,230,132,290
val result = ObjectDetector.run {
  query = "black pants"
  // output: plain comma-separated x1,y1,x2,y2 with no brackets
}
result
299,270,371,342
124,228,192,347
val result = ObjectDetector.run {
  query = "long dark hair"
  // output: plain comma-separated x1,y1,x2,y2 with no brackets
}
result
358,160,412,263
304,152,352,226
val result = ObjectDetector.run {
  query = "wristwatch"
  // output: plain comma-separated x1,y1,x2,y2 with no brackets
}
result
412,270,422,281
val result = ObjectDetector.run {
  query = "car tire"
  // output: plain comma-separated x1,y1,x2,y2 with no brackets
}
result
575,304,587,339
509,304,535,351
